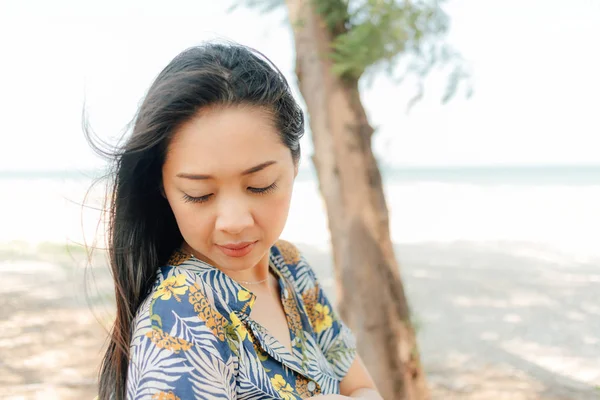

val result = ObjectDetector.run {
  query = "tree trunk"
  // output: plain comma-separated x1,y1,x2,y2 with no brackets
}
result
284,1,429,399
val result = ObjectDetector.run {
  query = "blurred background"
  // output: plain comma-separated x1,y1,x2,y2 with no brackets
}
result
0,0,599,399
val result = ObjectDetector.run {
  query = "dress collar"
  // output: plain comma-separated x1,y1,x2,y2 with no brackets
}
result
165,245,319,381
166,247,283,319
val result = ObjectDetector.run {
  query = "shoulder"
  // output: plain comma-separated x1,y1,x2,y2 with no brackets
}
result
272,239,303,265
137,265,198,329
272,239,321,294
130,265,230,354
127,264,238,399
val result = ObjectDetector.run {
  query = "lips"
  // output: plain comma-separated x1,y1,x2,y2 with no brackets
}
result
219,242,255,250
216,241,257,258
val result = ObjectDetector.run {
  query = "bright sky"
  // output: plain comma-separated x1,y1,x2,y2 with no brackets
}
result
1,0,599,171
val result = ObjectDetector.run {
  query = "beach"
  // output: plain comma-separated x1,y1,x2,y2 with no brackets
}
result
1,169,599,399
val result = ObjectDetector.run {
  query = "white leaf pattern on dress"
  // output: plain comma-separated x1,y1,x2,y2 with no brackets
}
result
123,241,357,400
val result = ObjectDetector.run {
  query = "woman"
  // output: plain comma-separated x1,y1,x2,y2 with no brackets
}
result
88,42,382,400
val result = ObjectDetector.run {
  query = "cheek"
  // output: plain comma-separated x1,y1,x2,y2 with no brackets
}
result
255,186,293,234
167,197,212,244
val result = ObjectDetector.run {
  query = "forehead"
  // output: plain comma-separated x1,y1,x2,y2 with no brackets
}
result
165,105,289,174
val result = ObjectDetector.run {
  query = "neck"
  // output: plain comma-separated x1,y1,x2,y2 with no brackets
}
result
183,242,273,288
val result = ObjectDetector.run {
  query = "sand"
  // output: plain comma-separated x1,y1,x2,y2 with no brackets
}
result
1,240,598,399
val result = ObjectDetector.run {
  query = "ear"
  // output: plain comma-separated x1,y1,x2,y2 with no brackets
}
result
294,164,299,179
160,183,167,199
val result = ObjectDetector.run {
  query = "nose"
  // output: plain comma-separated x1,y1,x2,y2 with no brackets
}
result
215,197,254,235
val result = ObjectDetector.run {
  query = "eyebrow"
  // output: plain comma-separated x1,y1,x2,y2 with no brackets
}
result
176,161,277,180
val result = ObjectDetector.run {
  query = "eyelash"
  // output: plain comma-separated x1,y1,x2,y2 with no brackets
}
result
248,182,278,195
182,182,279,204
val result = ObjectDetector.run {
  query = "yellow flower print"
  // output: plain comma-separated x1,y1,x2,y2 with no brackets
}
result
313,303,333,333
153,274,189,302
238,289,252,302
229,312,248,341
151,391,180,400
271,374,296,400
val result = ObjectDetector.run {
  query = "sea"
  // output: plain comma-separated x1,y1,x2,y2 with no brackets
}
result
1,165,599,258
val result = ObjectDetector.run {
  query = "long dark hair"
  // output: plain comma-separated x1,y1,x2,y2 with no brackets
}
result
84,41,304,400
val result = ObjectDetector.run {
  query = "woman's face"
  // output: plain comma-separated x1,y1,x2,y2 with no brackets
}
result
162,105,297,273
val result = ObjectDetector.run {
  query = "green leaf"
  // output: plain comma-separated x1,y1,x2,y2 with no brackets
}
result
234,0,472,103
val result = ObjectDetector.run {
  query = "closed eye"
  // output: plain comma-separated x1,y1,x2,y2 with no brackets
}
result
182,182,278,204
182,193,212,204
248,182,278,195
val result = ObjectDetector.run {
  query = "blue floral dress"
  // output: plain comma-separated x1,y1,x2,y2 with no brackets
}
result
125,240,357,399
